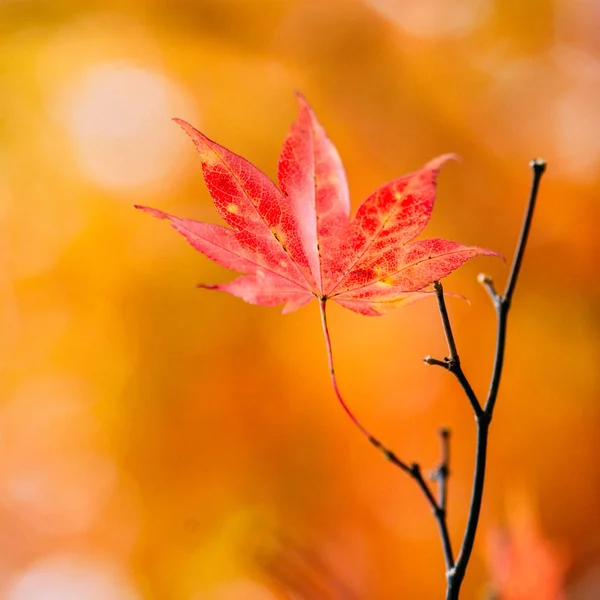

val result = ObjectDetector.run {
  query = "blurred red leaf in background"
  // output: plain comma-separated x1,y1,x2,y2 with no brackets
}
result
487,496,568,600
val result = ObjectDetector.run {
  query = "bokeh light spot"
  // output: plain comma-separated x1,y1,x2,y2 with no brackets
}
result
553,47,600,182
6,556,141,600
0,375,117,535
366,0,492,38
55,61,195,194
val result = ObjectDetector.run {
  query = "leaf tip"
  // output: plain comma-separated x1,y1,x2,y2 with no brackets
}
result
293,89,308,103
475,246,505,264
134,205,171,220
172,117,198,141
443,152,461,164
292,91,319,127
172,118,219,164
293,90,315,112
495,250,507,265
427,153,461,171
172,117,207,142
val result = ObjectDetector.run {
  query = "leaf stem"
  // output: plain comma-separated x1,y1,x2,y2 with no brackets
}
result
318,298,454,570
318,297,376,442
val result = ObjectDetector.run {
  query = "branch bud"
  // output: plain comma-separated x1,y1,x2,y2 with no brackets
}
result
530,158,547,173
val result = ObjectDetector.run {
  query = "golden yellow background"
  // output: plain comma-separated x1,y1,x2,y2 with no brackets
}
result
1,0,599,598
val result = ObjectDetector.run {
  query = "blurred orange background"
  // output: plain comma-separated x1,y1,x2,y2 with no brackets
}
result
1,0,599,598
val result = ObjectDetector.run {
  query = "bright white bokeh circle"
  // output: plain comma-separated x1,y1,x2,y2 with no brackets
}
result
6,556,141,600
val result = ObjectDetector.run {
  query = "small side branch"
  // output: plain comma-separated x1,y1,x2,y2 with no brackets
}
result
477,273,500,305
411,461,455,571
432,428,450,514
433,281,459,361
425,282,483,418
368,436,455,569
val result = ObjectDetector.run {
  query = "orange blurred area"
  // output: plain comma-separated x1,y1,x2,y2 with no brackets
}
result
1,0,599,598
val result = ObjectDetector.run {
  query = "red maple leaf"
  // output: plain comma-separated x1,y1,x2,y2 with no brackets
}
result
136,95,499,317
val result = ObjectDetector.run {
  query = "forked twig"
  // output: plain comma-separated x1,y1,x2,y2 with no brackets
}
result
426,159,547,598
319,159,546,598
425,281,482,418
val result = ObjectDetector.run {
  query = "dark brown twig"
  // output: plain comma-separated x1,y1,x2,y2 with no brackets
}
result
483,158,547,420
426,282,483,418
444,158,547,599
432,428,450,514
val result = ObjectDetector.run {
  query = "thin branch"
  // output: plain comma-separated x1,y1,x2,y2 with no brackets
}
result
423,356,448,368
452,369,482,419
411,462,455,571
477,273,500,305
318,297,454,570
445,158,547,599
427,282,483,418
432,428,450,514
433,281,459,361
366,436,411,475
504,159,547,305
483,158,547,419
445,414,489,600
483,306,508,419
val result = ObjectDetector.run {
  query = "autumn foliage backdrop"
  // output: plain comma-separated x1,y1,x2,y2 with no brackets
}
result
1,0,599,598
